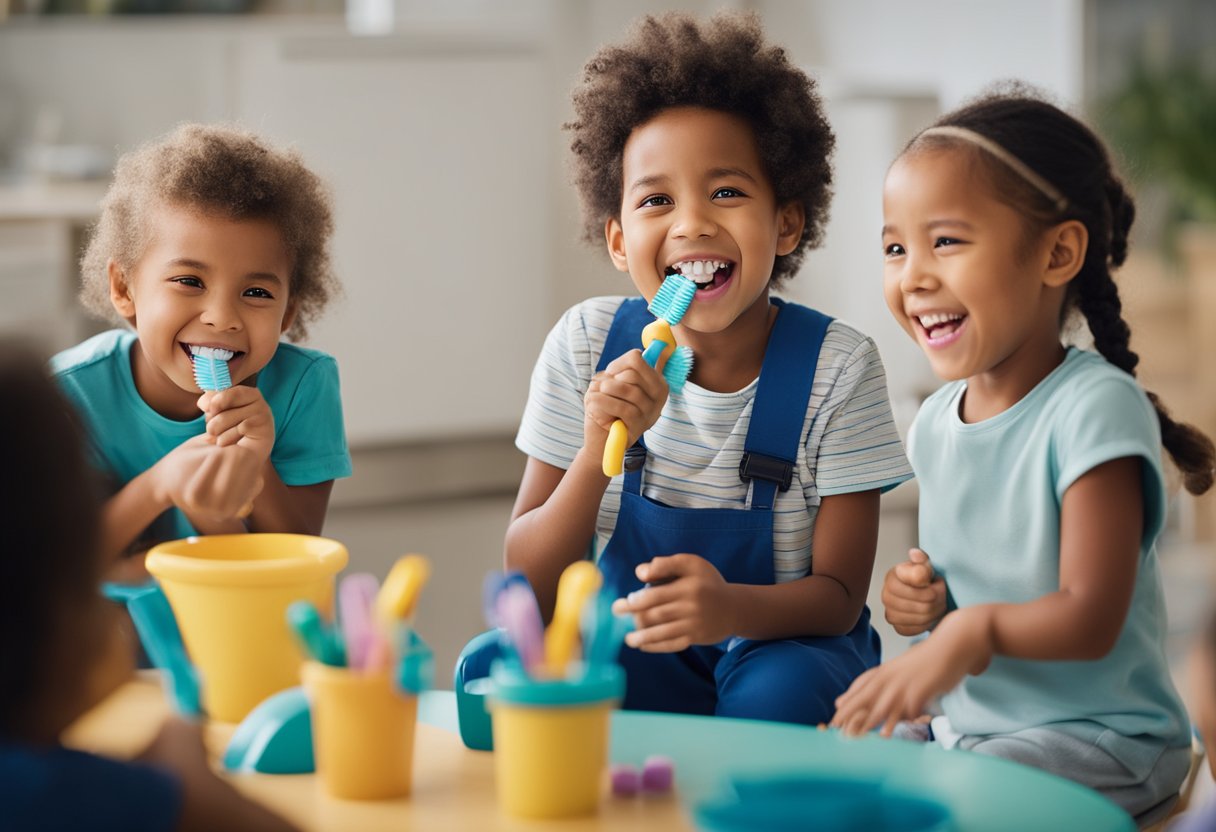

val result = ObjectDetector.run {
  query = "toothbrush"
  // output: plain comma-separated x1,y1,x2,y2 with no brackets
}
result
602,274,697,476
338,573,382,671
376,554,432,622
497,581,545,675
543,560,603,677
189,344,256,518
190,345,234,392
287,600,346,667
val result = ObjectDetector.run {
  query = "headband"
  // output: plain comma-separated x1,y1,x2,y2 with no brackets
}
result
918,125,1069,212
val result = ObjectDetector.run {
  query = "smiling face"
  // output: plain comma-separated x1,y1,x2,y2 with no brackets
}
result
881,147,1072,388
606,107,804,341
109,202,295,419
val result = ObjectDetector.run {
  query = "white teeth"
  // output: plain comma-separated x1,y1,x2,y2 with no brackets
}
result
917,312,964,328
188,345,235,361
673,260,727,284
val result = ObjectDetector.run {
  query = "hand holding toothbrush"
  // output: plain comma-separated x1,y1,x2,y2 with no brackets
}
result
600,274,697,476
584,351,671,459
199,386,276,465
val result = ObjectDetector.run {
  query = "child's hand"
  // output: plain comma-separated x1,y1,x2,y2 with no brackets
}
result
883,548,948,636
611,554,735,652
830,607,993,738
155,435,264,524
583,350,669,455
198,387,275,463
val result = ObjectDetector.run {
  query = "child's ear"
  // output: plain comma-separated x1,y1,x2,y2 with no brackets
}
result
107,259,136,322
1042,220,1088,288
280,299,299,336
775,202,805,257
605,218,630,273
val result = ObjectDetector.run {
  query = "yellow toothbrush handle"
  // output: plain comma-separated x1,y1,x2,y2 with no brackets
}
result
603,420,629,477
544,561,603,676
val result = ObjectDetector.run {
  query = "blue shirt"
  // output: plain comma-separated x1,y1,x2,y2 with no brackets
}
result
0,741,182,832
910,348,1188,751
52,330,352,546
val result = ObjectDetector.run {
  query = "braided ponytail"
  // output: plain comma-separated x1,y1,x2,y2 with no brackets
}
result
914,89,1215,495
1075,172,1214,496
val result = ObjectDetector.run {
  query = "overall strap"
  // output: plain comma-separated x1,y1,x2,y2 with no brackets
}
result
597,298,656,495
743,298,833,510
596,297,653,373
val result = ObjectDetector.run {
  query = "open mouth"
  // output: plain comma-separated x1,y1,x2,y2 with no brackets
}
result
666,259,735,292
181,343,244,363
916,312,967,343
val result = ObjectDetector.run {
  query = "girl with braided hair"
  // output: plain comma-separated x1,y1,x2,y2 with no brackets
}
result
831,89,1215,825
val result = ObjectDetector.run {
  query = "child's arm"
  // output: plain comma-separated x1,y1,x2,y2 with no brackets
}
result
99,436,263,561
137,717,299,832
506,349,669,619
199,386,333,535
831,457,1143,736
614,488,882,649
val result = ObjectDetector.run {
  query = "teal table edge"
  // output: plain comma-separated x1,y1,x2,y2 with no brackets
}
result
417,689,1134,832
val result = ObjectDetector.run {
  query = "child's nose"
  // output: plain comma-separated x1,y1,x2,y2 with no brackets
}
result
900,253,939,293
200,296,242,330
670,201,717,239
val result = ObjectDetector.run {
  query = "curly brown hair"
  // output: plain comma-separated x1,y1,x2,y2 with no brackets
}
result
80,123,338,341
566,11,834,285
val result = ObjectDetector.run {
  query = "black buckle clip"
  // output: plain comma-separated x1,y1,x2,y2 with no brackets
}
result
738,452,794,492
623,445,648,472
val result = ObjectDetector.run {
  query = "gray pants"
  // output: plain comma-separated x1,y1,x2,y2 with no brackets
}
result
952,726,1191,828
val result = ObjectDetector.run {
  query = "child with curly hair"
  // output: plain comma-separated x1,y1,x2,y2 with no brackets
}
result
54,124,351,567
830,90,1215,825
504,12,913,725
0,345,298,832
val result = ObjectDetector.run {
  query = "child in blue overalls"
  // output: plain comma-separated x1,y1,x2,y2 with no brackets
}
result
504,12,913,725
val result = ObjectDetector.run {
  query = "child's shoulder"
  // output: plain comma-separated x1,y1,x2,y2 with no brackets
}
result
259,340,340,393
50,329,134,378
269,340,338,369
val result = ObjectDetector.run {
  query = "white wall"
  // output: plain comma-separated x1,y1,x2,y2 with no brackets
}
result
0,0,1086,445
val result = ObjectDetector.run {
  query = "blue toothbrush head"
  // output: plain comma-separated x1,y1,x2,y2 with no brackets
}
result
662,346,695,394
191,347,233,392
649,274,697,325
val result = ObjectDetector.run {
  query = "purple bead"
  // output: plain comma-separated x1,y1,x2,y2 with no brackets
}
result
611,763,641,796
641,755,674,793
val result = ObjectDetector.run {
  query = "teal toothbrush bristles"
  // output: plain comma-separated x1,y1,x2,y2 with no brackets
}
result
662,346,694,393
192,350,232,392
649,274,697,325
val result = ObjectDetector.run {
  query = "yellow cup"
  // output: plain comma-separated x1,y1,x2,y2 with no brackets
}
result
302,661,418,800
489,663,624,819
146,534,347,722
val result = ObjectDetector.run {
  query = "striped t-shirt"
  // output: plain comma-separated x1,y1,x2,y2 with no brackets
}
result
515,296,914,582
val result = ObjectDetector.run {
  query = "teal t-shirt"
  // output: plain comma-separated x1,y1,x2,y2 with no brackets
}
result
52,329,353,547
910,348,1188,752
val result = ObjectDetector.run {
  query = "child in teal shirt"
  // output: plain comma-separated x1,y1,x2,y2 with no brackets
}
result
54,125,351,567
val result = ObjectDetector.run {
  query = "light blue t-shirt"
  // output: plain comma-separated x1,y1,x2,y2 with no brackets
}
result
52,329,352,547
911,347,1188,752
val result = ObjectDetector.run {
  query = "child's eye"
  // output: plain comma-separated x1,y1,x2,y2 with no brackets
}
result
639,195,672,208
712,187,745,199
172,276,203,289
934,236,964,248
243,287,275,300
884,243,906,258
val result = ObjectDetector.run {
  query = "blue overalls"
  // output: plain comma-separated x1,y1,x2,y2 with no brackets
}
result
596,297,880,725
